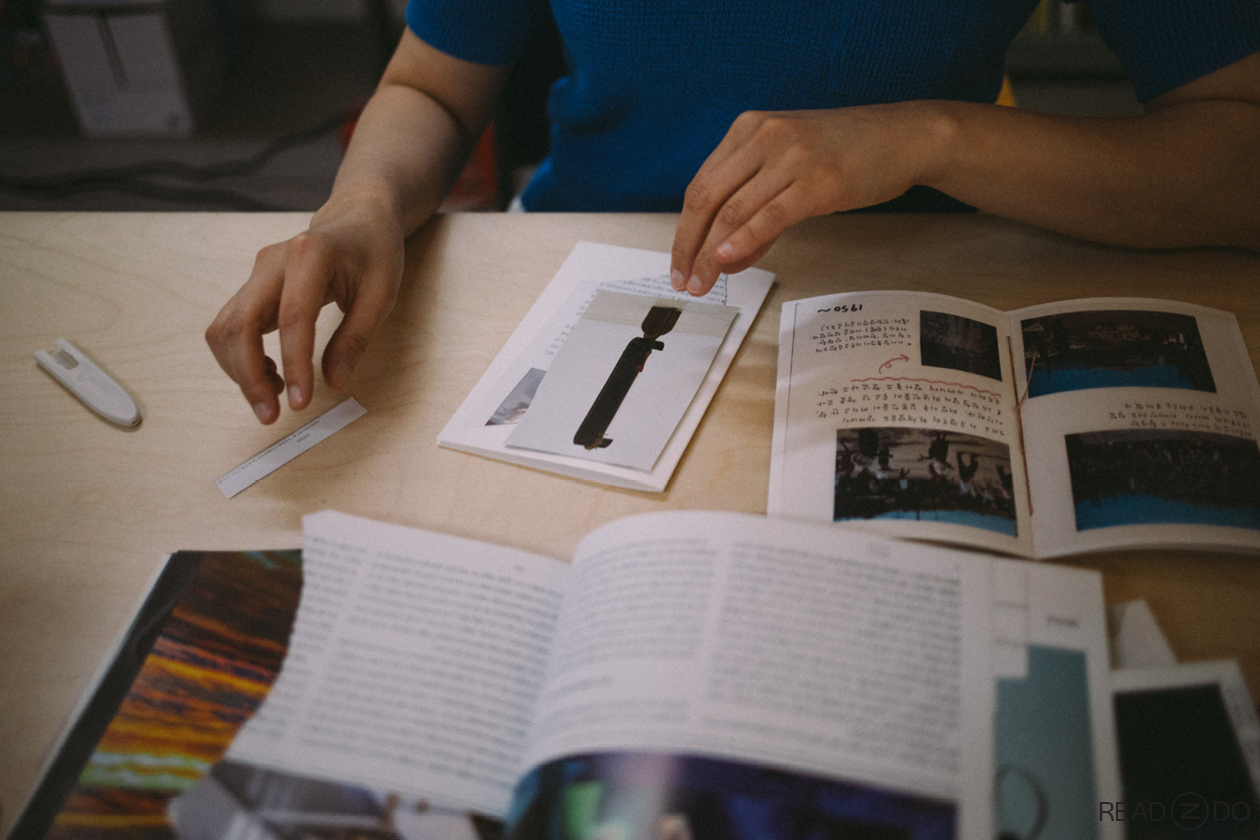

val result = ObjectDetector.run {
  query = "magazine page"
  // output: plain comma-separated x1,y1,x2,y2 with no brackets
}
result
16,544,519,840
769,290,1032,557
1008,299,1260,558
1111,660,1260,835
438,242,774,492
511,510,995,840
991,559,1121,840
226,511,572,817
10,551,298,840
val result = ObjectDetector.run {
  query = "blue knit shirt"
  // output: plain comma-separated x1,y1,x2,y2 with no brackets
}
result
406,0,1260,212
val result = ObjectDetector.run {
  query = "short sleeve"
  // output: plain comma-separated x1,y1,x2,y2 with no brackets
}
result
1086,0,1260,101
405,0,547,66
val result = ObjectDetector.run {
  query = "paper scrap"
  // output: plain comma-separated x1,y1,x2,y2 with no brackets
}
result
1108,599,1177,670
216,397,367,498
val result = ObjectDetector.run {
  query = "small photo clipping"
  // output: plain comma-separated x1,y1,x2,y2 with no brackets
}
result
919,310,1003,382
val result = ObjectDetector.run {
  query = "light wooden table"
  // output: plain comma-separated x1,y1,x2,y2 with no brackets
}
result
2,211,1259,835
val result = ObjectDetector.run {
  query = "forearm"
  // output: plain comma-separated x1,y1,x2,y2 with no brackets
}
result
323,82,469,236
672,51,1260,293
317,30,508,237
921,98,1260,251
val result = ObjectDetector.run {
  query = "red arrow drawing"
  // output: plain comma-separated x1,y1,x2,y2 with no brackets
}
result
880,354,910,374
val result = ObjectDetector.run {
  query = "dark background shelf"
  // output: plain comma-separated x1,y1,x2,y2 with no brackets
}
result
0,13,1143,212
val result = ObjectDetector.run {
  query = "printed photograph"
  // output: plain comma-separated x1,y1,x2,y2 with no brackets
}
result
1021,310,1216,398
573,303,683,450
1113,683,1260,840
487,368,547,426
506,292,737,471
834,427,1017,536
30,550,302,840
919,311,1003,382
1065,429,1260,532
28,550,503,840
505,751,956,840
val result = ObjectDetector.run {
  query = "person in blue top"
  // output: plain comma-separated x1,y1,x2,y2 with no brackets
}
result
208,0,1260,425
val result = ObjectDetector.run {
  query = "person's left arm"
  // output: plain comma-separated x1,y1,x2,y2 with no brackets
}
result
670,50,1260,296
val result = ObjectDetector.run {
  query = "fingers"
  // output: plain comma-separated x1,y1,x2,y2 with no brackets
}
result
208,211,406,424
322,259,400,390
206,244,289,424
276,232,333,411
672,106,928,295
693,178,810,293
671,113,811,296
207,232,350,423
670,117,757,295
256,357,286,417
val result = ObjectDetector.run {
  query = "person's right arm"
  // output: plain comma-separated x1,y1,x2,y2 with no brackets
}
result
206,30,510,423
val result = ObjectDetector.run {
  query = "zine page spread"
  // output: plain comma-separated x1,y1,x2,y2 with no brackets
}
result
770,291,1260,559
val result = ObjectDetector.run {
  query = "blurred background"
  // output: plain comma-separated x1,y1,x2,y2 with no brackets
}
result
0,0,1142,213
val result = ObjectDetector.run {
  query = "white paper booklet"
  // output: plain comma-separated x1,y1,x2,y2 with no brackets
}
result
770,291,1260,559
439,242,774,491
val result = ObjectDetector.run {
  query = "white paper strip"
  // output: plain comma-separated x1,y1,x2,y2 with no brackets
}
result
216,397,367,498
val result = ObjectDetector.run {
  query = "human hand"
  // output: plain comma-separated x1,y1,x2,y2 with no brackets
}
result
206,198,404,423
670,102,945,295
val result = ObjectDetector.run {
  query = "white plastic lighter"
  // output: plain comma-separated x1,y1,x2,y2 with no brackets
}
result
35,338,141,427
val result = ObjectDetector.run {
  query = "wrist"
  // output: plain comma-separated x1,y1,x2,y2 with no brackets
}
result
312,177,404,232
902,100,963,193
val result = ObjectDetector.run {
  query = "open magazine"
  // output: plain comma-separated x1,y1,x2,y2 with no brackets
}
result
769,291,1260,559
438,242,774,492
18,510,1122,840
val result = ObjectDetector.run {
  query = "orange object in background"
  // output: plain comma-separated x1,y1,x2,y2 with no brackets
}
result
441,123,501,211
997,75,1018,107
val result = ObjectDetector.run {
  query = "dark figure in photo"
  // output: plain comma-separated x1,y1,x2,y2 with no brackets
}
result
957,452,981,497
927,432,953,483
574,305,682,449
996,464,1015,503
859,427,881,460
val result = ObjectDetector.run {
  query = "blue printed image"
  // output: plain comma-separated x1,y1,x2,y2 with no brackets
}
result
506,752,956,840
1065,430,1260,532
995,646,1097,840
1022,310,1215,399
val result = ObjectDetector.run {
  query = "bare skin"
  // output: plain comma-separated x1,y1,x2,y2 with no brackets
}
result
207,31,1260,423
669,50,1260,295
206,31,507,423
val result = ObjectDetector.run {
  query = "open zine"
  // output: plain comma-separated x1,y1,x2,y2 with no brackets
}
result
20,510,1120,839
769,292,1260,559
439,242,774,492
